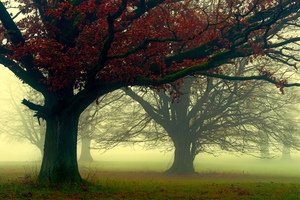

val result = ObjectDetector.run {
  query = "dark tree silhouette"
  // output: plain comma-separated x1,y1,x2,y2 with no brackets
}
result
125,61,300,174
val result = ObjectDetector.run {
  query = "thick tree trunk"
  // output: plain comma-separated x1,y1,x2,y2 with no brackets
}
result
38,111,82,183
165,139,195,175
78,137,93,163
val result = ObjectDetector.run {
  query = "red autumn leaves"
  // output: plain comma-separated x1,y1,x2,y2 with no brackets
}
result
4,0,291,91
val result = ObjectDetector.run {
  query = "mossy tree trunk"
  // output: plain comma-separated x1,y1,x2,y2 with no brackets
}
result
38,109,82,183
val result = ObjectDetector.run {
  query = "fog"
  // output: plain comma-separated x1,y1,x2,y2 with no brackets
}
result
1,137,300,177
0,67,300,178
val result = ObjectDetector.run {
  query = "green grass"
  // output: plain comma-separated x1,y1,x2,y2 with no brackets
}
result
0,161,300,199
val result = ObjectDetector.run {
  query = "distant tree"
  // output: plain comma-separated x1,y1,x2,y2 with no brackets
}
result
91,90,155,151
125,60,300,174
240,72,300,160
281,144,292,160
261,107,300,160
0,81,45,157
1,0,300,183
257,107,300,160
0,84,144,163
78,89,156,162
78,107,97,163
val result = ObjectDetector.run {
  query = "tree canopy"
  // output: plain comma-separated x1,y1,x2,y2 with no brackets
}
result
1,0,300,94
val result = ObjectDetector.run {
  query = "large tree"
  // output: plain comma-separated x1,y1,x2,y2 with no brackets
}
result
1,0,300,183
124,64,300,174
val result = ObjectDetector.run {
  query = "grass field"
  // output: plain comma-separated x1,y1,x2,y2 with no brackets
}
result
0,160,299,199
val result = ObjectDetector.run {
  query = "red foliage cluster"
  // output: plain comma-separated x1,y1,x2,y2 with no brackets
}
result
0,0,297,91
258,66,287,94
4,0,209,90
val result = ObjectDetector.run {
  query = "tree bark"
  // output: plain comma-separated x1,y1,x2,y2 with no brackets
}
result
38,110,82,183
78,137,93,163
165,139,195,175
